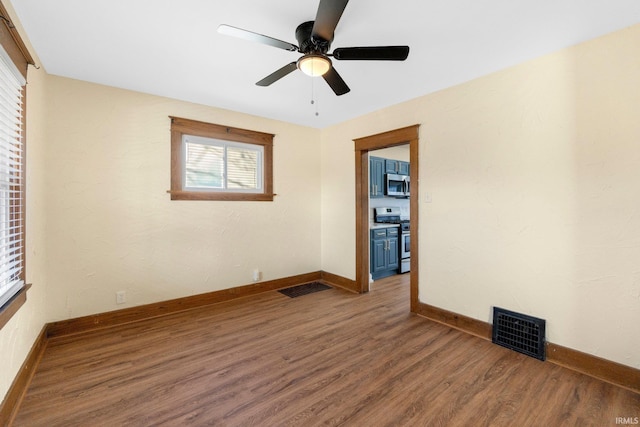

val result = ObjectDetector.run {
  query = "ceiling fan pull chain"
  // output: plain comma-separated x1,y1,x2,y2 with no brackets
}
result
311,78,320,117
310,78,316,112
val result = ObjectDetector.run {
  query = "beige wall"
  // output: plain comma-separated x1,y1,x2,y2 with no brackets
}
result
42,76,322,321
321,24,640,369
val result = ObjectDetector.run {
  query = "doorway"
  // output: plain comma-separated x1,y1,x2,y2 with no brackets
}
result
354,125,420,312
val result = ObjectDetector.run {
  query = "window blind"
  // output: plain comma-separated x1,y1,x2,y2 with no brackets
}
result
185,142,224,189
183,135,263,192
0,44,25,309
227,146,259,190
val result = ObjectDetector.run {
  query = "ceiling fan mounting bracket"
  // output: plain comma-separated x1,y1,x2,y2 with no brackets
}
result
296,21,331,54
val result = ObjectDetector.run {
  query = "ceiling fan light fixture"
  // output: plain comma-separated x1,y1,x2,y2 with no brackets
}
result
297,54,331,77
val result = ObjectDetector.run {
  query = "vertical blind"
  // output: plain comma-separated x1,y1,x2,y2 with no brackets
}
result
183,135,263,192
0,45,25,309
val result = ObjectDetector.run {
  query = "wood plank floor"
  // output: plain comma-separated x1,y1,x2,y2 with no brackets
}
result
13,275,640,426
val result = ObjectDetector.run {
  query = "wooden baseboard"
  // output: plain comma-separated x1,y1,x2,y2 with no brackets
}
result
321,271,358,293
47,271,324,338
415,302,492,340
547,343,640,394
416,302,640,394
0,325,48,426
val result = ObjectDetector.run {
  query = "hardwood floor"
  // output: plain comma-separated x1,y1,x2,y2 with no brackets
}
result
13,275,640,426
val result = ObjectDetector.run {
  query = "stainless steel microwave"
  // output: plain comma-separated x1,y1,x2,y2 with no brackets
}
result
385,173,410,198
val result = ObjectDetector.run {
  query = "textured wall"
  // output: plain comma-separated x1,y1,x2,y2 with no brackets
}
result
42,77,322,321
321,24,640,368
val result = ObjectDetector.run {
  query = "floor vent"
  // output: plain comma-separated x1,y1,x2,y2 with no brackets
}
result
278,282,331,298
492,307,546,361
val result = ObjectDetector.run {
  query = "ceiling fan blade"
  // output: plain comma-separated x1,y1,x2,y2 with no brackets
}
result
218,25,298,52
333,46,410,61
322,66,350,96
312,0,349,42
256,62,298,86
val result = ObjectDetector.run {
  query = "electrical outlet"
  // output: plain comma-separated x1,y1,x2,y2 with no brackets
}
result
116,291,126,304
252,269,261,282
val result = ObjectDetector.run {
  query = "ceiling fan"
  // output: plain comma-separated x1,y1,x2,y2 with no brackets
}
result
218,0,410,96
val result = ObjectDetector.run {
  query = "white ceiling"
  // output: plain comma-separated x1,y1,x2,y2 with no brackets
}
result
10,0,640,128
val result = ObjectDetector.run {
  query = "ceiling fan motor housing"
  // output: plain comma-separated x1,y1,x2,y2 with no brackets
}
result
296,21,332,54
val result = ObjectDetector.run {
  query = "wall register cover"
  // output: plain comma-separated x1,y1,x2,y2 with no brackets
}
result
278,282,331,298
492,307,546,361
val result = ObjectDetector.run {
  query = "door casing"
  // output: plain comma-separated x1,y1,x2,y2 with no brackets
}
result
354,125,420,311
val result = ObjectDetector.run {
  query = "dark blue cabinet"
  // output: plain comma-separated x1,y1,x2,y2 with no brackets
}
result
370,227,399,280
387,228,400,273
385,159,399,174
385,159,409,175
369,156,385,198
398,161,409,175
371,237,388,274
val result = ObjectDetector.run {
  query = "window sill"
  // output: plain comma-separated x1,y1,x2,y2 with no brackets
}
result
168,190,275,202
0,284,31,331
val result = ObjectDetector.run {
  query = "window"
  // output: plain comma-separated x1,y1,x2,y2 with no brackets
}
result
169,117,274,201
0,45,24,310
0,1,33,330
184,136,263,193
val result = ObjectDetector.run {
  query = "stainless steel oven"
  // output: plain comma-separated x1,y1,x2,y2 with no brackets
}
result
399,224,410,273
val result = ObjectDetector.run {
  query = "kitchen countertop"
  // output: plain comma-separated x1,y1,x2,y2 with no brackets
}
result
370,223,401,230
